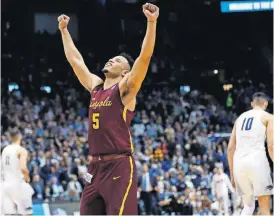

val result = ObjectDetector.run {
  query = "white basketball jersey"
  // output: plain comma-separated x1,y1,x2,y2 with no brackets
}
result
235,109,266,158
1,144,24,183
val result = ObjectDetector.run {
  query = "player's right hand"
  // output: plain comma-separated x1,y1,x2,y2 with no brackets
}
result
25,175,30,183
58,14,70,30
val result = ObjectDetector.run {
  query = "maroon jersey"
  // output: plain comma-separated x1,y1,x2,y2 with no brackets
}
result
88,83,134,156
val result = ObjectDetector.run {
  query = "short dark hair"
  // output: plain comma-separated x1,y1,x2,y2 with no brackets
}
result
252,92,268,106
252,92,268,101
119,52,134,69
10,128,21,141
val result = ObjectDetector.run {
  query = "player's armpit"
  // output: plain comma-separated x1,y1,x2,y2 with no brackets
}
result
119,74,136,111
120,57,150,97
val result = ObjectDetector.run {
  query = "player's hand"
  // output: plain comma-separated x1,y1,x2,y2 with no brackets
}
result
58,14,70,30
142,3,159,22
25,175,30,183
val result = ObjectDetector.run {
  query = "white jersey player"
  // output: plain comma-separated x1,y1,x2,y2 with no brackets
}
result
211,167,234,215
1,129,34,215
228,92,273,216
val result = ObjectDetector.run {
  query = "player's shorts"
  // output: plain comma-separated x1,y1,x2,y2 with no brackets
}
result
80,155,137,215
2,181,34,215
233,152,273,197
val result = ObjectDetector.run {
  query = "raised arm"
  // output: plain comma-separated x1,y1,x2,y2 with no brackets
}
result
58,15,103,92
266,114,273,162
227,121,237,188
119,4,159,101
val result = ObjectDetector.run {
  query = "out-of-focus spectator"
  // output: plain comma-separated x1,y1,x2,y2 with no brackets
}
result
50,177,64,201
138,164,156,215
31,174,44,201
66,174,82,201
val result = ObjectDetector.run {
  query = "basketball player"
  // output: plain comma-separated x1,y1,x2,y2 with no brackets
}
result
58,3,159,215
211,167,234,215
227,92,273,215
2,129,34,215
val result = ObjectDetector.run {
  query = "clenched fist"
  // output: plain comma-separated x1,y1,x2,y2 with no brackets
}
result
58,14,70,30
142,3,159,22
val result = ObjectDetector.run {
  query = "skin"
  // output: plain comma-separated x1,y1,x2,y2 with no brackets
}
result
58,3,159,111
11,134,30,183
228,99,273,215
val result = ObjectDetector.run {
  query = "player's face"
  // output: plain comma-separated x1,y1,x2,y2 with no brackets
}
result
102,56,130,78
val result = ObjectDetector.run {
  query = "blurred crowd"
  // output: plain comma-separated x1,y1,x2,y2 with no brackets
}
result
2,81,255,215
1,8,273,215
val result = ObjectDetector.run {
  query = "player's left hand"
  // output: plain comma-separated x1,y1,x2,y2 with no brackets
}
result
142,3,159,22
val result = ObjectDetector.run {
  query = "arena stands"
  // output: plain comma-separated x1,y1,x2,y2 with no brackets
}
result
2,0,273,215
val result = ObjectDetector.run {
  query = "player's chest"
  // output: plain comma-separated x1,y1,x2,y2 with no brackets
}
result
89,91,120,113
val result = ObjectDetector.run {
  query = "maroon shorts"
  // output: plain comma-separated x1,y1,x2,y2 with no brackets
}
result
80,156,137,215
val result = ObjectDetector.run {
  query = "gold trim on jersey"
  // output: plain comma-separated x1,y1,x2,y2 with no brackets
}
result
123,107,127,122
118,156,133,216
123,107,134,153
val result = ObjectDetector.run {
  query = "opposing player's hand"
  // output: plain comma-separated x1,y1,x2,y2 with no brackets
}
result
142,3,159,22
58,14,70,30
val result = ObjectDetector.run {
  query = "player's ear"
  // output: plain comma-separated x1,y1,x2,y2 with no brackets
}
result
251,101,254,108
121,70,130,78
264,101,268,109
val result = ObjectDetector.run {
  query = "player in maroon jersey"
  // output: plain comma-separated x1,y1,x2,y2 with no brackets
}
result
58,3,159,215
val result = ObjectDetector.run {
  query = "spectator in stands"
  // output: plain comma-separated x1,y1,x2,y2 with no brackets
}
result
31,174,44,201
50,177,64,201
138,164,156,215
66,174,82,201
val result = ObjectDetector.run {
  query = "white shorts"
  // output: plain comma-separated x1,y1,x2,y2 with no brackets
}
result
233,153,273,197
2,181,34,215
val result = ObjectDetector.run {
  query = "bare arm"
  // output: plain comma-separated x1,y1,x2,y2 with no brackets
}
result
267,114,273,162
58,15,103,91
228,121,237,186
119,4,159,102
19,148,30,183
225,173,235,193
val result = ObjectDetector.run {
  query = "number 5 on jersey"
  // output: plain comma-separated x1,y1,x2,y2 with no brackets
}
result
92,113,100,129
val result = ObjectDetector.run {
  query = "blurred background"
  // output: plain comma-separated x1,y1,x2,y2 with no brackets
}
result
1,0,273,215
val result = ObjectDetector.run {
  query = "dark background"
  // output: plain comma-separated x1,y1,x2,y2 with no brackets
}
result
2,1,273,90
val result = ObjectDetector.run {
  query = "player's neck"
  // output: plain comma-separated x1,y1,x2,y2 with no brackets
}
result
104,77,122,90
12,141,20,145
253,106,263,110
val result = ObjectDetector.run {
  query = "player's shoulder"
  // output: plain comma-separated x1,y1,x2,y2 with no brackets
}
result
19,146,28,154
259,110,273,121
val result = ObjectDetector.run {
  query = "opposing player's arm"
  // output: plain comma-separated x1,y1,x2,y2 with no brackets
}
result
19,148,30,183
227,120,237,185
119,4,159,104
266,114,273,162
58,15,103,92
